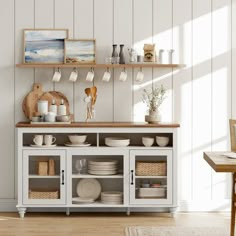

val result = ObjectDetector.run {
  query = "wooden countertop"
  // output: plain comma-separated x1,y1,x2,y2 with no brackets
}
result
16,121,180,128
204,152,236,172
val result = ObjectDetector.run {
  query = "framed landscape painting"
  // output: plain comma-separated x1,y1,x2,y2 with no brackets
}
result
64,39,96,64
23,29,68,64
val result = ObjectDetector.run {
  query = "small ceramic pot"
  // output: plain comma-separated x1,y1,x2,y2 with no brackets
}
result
44,112,56,122
145,110,162,123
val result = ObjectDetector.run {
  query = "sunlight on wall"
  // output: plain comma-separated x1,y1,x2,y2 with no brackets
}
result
213,6,229,56
132,3,231,207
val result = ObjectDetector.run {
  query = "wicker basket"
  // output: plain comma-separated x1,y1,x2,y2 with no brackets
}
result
29,189,59,199
136,161,167,176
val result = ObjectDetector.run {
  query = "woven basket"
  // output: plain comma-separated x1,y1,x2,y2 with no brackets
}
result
136,161,167,176
29,189,59,199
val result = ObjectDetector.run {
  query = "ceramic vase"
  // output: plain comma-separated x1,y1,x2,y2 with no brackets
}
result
145,110,162,123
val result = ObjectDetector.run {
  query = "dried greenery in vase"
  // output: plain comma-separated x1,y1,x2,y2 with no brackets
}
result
142,85,166,113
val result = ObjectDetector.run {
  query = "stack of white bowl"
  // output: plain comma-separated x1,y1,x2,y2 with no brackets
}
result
105,137,130,147
88,159,119,175
101,191,123,205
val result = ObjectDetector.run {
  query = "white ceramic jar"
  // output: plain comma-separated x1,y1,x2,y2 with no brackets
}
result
58,99,66,116
49,99,57,115
37,100,48,115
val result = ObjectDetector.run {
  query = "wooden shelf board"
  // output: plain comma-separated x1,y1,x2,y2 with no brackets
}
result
28,175,60,179
70,201,125,207
72,174,123,179
16,63,184,69
16,121,180,128
135,176,167,179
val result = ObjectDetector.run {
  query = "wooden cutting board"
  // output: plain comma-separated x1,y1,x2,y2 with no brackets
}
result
40,91,70,115
22,83,44,119
22,83,70,119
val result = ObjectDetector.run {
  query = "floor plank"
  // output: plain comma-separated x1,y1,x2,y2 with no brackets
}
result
0,212,230,236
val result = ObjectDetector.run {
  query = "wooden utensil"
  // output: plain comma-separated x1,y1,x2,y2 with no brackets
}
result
85,88,91,96
22,83,44,119
90,86,97,105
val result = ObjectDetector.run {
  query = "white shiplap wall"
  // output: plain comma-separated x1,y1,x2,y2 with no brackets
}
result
0,0,234,211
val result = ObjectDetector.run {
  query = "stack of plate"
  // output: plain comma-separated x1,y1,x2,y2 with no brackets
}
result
88,159,119,175
105,137,130,147
101,191,123,205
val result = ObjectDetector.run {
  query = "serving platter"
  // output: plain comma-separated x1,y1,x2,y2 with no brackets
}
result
76,179,101,200
30,144,57,148
65,142,91,147
223,152,236,159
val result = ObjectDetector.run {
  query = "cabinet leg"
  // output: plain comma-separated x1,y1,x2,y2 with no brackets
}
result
126,208,130,216
169,207,177,217
66,207,70,216
18,207,27,218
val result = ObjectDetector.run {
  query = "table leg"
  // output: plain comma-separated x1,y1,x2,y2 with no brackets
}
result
231,173,236,236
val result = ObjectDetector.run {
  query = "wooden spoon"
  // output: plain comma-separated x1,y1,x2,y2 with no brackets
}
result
91,86,97,105
85,87,91,96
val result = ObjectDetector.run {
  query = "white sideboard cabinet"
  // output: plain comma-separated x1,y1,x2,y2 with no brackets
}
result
16,122,179,218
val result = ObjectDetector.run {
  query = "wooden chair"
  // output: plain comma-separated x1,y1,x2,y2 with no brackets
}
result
229,119,236,236
230,119,236,152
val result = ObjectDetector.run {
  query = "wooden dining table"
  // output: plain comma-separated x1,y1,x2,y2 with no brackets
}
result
204,152,236,236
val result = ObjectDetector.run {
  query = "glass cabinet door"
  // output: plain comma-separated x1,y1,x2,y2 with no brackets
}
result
130,149,172,205
22,150,66,205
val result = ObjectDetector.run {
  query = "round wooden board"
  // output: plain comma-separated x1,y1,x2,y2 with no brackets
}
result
22,83,44,119
39,91,70,115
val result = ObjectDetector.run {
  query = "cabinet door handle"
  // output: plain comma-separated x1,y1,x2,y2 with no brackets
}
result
61,170,65,185
131,170,134,185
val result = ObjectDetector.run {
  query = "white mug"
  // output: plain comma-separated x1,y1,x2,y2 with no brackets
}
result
52,71,61,82
86,71,94,82
102,71,111,82
45,112,56,122
136,71,144,82
69,70,78,82
119,71,127,82
44,135,56,146
37,100,48,115
33,135,43,146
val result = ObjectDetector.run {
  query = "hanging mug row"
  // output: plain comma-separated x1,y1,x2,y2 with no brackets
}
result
52,68,144,83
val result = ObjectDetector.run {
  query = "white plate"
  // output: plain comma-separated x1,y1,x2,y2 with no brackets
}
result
88,165,118,171
101,197,122,202
88,159,119,165
65,142,91,147
72,197,95,204
77,179,101,200
223,152,236,159
101,191,123,197
30,144,57,148
101,201,123,205
88,170,118,175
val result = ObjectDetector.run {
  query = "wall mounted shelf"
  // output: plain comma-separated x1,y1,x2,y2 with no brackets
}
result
16,63,184,69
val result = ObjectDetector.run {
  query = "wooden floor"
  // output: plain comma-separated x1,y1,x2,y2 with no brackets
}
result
0,212,230,236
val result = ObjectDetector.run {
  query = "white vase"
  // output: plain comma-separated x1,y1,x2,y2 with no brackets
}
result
145,110,162,123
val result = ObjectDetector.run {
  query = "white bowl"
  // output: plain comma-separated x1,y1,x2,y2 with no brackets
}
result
31,116,40,122
56,115,70,122
142,137,154,147
105,137,130,147
68,135,87,144
156,136,169,147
